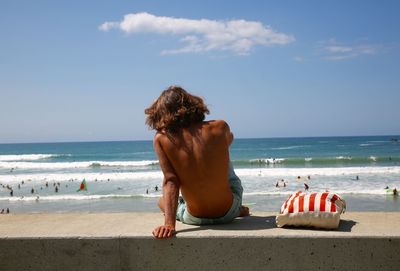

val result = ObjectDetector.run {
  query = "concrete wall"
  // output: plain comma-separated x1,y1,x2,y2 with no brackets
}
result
0,212,399,271
0,237,399,270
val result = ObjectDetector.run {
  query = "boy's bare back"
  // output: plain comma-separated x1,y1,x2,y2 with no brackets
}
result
154,120,234,218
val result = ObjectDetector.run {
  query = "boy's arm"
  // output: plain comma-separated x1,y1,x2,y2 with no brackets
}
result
220,120,234,146
152,134,180,239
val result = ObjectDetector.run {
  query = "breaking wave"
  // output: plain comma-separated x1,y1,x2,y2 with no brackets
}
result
0,154,69,161
0,160,159,170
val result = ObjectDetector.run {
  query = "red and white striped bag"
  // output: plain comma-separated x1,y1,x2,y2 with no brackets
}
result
276,191,346,229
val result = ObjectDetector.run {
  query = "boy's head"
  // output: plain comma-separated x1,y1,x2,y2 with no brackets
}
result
145,86,209,133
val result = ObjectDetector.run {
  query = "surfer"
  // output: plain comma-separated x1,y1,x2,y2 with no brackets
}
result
304,183,309,191
145,86,249,239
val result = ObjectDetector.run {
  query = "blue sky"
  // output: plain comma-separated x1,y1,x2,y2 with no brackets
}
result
1,1,399,143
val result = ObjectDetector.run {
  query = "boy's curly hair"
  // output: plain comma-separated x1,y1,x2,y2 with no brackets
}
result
145,86,209,133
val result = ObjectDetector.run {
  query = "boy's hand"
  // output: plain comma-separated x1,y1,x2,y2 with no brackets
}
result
152,225,176,239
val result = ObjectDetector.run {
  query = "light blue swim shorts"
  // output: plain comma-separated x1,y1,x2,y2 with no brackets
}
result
176,161,243,225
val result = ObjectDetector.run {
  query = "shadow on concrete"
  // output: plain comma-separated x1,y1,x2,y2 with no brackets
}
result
176,215,277,235
337,219,358,232
274,219,358,232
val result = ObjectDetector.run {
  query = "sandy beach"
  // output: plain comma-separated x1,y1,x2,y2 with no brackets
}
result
1,193,399,214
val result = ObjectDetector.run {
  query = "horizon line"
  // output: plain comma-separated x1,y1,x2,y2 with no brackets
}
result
0,134,399,145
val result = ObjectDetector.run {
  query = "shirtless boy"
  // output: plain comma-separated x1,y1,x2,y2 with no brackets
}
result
145,86,249,239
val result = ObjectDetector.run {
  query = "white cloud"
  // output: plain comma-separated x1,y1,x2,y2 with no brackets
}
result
325,46,353,53
294,56,304,62
321,40,377,60
99,12,295,55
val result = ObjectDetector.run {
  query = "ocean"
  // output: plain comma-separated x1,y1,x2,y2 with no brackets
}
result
0,136,399,214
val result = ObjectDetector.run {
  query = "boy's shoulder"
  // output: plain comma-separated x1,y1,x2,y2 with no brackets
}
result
205,120,230,132
153,120,230,142
153,131,168,145
205,119,229,128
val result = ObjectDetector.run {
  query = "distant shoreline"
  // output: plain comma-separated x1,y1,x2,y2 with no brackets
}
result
1,194,399,214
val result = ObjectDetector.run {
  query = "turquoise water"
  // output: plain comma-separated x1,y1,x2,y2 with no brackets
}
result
0,136,399,213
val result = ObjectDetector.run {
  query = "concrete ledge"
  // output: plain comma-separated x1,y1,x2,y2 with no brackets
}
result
0,212,399,270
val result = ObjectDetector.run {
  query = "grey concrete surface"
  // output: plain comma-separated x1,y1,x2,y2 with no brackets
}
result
0,212,399,270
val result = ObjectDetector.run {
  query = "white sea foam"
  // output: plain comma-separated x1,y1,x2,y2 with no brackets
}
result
265,158,285,164
0,154,59,161
250,158,286,164
0,160,159,169
271,145,306,150
336,156,352,160
243,189,389,196
359,143,374,147
0,188,391,202
235,166,400,177
0,171,163,183
2,166,400,184
1,193,162,202
249,158,285,164
244,191,293,196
